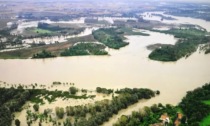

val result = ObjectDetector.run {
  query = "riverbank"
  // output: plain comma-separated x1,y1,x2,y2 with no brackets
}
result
0,35,97,59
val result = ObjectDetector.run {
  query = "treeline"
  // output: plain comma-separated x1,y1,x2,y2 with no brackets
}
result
113,104,184,126
115,88,159,98
179,83,210,125
149,28,210,61
96,87,113,94
60,43,108,56
92,28,129,49
58,88,156,126
32,50,56,58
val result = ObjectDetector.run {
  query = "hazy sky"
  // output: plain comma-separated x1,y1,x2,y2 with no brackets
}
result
1,0,210,3
159,0,210,3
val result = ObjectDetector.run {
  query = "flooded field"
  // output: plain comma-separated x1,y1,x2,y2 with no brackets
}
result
1,30,210,105
1,13,210,126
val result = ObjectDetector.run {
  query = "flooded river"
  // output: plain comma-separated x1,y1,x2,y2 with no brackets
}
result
2,14,210,126
1,30,210,105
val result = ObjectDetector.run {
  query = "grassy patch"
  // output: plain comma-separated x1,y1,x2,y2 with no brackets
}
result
200,115,210,126
203,100,210,105
118,27,150,36
33,28,53,34
200,100,210,126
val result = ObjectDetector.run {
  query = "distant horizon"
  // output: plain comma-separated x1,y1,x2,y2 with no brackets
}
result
0,0,210,3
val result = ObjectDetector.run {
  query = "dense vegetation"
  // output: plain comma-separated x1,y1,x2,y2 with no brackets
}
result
32,50,56,58
149,28,210,61
0,86,94,126
92,28,129,49
67,88,156,126
179,83,210,126
60,42,108,56
113,83,210,126
0,86,31,126
113,104,184,126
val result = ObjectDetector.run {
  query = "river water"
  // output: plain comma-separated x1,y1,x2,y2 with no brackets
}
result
2,14,210,126
1,30,210,104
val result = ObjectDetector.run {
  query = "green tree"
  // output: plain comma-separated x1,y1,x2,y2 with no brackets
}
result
55,107,64,119
15,119,20,126
69,87,77,95
33,104,39,112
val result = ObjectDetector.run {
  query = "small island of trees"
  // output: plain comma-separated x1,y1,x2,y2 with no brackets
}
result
149,28,210,61
93,28,129,49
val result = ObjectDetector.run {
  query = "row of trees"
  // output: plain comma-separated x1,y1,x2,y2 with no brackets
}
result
96,87,113,94
63,88,156,126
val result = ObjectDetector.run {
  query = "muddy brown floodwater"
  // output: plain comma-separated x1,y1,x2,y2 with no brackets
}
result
0,30,210,126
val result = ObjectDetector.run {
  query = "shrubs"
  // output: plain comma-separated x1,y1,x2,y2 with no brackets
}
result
55,107,65,119
32,50,56,59
15,119,20,126
33,104,39,112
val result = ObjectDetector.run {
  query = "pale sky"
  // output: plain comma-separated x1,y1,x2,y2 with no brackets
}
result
161,0,210,3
